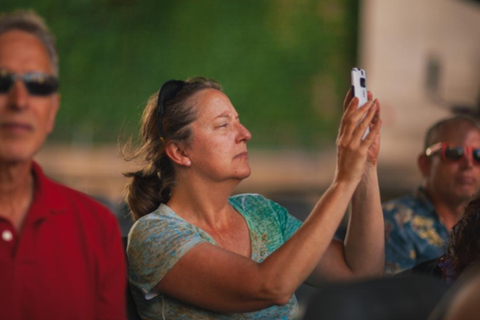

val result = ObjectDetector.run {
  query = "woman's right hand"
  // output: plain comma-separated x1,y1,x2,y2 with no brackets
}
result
334,89,381,186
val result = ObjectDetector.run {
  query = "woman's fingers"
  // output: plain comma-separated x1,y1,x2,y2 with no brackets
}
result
367,91,373,101
343,88,354,111
339,98,376,143
335,94,382,184
360,101,381,146
338,96,358,138
353,100,378,141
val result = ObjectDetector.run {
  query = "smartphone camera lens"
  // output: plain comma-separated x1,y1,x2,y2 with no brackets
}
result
360,77,366,88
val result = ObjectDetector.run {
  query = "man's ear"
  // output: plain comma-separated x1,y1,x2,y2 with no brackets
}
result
164,141,191,166
418,154,431,177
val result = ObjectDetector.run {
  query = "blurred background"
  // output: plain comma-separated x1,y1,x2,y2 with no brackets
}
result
3,0,480,308
4,0,362,216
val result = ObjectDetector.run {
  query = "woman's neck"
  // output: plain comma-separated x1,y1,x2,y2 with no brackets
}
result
167,176,240,228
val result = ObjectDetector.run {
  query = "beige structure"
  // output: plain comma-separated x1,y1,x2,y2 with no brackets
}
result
361,0,480,190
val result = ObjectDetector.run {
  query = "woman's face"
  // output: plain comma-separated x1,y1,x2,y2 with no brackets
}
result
186,88,252,183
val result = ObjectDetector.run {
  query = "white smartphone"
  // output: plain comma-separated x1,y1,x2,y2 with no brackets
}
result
351,67,369,138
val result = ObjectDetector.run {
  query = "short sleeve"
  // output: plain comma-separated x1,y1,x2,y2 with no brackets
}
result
127,209,207,297
229,194,302,247
384,205,416,276
264,198,302,240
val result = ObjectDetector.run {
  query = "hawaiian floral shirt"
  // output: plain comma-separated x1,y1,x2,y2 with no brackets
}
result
383,187,449,276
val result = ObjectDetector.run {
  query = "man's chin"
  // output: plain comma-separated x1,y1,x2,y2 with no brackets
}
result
454,188,480,203
0,147,37,165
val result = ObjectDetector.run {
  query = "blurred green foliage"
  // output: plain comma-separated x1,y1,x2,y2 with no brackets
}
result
2,0,359,149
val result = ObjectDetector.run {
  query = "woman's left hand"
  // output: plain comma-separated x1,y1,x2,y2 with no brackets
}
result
343,90,381,166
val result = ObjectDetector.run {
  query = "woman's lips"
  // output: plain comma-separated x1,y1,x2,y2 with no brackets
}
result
235,151,248,159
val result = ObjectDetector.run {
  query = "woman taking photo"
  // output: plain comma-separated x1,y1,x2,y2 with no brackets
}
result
124,77,384,319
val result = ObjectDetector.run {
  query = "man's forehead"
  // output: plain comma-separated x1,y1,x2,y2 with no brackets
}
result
0,29,53,74
436,122,480,142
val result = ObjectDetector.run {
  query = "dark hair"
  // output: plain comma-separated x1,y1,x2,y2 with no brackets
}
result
423,115,480,150
123,77,222,220
447,197,480,276
0,10,58,75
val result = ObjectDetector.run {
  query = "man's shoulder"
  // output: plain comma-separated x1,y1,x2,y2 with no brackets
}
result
382,188,430,214
50,179,109,209
382,193,416,209
43,175,117,225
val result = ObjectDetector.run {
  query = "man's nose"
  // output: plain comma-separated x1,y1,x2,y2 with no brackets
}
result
7,80,29,110
461,150,475,168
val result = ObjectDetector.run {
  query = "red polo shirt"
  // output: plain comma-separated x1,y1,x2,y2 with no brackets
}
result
0,162,126,320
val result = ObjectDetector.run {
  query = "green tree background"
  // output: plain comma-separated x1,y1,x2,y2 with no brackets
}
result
2,0,359,149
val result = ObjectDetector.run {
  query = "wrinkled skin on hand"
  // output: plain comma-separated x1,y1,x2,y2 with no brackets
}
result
334,89,381,185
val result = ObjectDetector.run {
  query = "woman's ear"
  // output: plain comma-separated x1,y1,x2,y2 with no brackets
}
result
418,154,431,178
165,141,191,167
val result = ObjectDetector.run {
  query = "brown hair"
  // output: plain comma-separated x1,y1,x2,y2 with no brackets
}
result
123,77,222,220
0,10,58,75
448,197,480,276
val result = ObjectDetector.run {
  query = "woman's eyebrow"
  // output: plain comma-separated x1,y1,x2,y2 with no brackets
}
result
214,112,237,120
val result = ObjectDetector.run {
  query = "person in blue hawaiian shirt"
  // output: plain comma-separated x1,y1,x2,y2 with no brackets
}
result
384,115,480,276
123,77,384,319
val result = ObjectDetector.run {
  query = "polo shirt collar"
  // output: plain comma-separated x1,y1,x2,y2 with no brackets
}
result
27,162,68,224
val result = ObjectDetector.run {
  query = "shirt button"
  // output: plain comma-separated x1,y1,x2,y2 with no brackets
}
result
2,230,13,242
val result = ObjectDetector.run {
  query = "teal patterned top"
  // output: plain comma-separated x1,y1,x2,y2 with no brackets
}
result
127,193,303,320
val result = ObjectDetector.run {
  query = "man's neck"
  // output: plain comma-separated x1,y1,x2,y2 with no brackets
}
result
427,191,466,231
0,160,35,231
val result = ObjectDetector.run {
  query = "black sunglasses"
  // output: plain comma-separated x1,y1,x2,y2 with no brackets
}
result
156,80,185,141
425,142,480,164
0,69,59,96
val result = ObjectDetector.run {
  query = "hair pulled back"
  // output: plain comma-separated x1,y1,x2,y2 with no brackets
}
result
124,77,222,220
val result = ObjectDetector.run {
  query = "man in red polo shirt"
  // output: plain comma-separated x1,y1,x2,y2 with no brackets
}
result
0,10,126,319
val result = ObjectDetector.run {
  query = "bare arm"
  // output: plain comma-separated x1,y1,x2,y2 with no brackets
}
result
306,91,383,283
155,94,381,312
344,91,384,277
344,163,384,276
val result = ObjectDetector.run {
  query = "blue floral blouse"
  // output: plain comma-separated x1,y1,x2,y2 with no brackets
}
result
127,193,303,319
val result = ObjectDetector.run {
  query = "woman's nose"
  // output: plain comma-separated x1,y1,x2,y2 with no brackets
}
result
237,123,252,142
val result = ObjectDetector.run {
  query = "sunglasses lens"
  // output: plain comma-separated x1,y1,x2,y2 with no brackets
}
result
444,146,464,161
24,74,59,96
473,148,480,163
0,72,12,93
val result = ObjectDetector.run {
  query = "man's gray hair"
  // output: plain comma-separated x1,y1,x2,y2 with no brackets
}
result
0,10,58,75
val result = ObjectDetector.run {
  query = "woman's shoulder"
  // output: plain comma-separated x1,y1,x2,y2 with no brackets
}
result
229,193,289,219
229,193,278,213
129,204,191,239
229,193,269,206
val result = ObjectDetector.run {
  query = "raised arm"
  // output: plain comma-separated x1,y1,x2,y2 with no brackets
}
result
305,90,383,283
343,90,384,277
143,94,381,313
